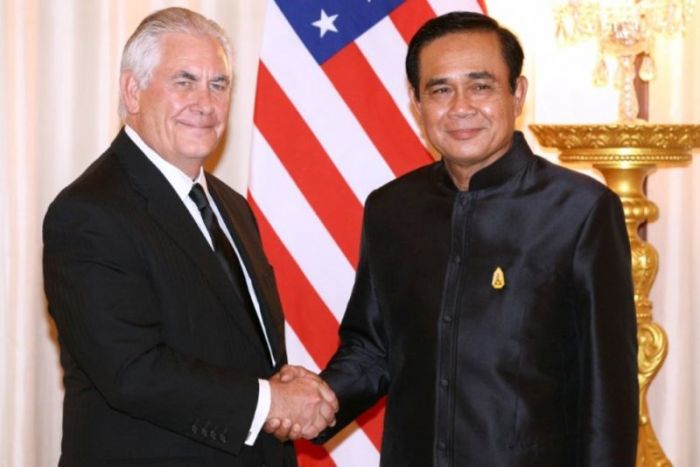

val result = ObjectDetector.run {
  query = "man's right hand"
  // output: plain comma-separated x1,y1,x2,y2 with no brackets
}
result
266,365,338,441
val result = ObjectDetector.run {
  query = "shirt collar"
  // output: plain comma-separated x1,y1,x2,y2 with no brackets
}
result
124,125,208,199
434,131,532,193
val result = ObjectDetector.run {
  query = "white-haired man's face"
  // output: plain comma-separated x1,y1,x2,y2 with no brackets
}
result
121,32,232,177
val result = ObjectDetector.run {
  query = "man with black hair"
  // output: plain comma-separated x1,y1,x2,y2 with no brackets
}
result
270,10,638,467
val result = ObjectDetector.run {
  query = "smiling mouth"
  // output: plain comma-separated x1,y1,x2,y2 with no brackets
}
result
178,121,217,130
447,128,482,139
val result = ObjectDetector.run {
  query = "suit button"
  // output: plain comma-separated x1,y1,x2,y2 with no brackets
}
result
210,430,218,440
219,433,227,443
443,315,452,323
201,427,208,437
438,441,447,450
440,378,449,388
191,424,198,434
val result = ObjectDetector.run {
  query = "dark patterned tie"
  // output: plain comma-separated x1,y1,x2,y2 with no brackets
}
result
189,183,269,356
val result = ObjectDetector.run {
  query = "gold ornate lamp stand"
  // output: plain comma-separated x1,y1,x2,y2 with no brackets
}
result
529,123,700,467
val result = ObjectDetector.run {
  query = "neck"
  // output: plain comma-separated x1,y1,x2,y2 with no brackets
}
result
444,162,472,191
442,139,516,192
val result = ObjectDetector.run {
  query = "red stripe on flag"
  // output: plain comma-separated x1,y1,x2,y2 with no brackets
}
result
356,397,386,451
478,0,488,14
249,196,341,368
322,43,433,178
254,62,363,268
389,0,436,44
296,440,337,467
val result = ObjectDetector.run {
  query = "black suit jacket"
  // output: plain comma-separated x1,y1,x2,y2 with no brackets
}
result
43,129,297,466
319,133,638,466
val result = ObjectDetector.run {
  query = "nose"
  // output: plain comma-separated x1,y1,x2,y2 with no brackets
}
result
191,86,214,115
448,89,475,118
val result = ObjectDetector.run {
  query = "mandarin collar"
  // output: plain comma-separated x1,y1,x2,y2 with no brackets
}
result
433,131,532,193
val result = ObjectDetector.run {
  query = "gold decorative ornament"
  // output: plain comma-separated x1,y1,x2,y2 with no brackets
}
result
530,122,700,467
491,267,505,289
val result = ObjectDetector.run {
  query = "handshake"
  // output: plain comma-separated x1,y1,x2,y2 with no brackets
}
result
265,365,338,441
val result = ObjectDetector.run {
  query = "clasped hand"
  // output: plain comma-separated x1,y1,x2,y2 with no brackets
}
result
266,365,338,441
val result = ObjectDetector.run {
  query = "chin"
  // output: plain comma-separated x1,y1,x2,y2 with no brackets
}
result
178,126,219,141
188,149,216,160
445,147,485,161
178,137,219,155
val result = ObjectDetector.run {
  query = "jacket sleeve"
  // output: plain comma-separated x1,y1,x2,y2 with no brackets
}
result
572,189,639,466
316,220,391,443
42,194,259,455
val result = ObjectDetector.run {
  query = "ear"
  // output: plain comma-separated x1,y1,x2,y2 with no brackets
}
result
409,86,423,117
120,71,142,115
512,76,528,118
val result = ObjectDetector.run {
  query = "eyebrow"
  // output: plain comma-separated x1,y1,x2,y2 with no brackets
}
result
171,71,230,85
171,71,197,82
424,71,496,89
466,71,495,81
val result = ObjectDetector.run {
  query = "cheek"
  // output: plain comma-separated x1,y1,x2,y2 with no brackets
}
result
214,105,230,124
217,102,230,119
484,98,514,119
421,107,446,129
477,101,497,117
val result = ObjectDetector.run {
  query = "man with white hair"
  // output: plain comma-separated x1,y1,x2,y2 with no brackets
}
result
43,7,335,466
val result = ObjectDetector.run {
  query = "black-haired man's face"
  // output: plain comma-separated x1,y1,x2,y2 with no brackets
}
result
411,31,527,186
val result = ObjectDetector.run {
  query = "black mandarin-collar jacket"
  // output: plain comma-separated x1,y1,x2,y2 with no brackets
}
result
319,132,638,467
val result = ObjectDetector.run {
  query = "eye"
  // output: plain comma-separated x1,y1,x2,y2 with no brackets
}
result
175,80,193,88
472,83,492,92
430,86,451,96
210,82,228,92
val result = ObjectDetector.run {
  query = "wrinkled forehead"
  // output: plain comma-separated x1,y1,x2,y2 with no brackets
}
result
157,32,232,75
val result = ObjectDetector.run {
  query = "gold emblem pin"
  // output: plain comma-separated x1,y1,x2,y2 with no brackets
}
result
491,267,505,289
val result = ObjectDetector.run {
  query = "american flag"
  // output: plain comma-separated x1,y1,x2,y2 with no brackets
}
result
247,1,486,465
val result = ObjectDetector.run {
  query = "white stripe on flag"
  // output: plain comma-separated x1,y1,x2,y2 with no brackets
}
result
355,16,422,140
429,0,484,15
249,129,354,322
327,422,381,467
260,1,395,203
284,322,323,372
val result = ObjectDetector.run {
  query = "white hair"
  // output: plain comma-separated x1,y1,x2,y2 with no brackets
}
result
118,7,233,119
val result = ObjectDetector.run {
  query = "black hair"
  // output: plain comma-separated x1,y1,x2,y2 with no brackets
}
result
406,11,524,98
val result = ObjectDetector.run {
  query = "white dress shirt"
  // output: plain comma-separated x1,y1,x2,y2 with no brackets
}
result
124,125,272,446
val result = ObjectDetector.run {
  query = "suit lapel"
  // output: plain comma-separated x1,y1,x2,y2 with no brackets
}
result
110,130,270,359
208,178,285,365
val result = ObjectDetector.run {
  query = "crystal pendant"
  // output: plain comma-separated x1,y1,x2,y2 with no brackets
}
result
555,19,565,41
639,54,656,81
562,15,576,41
614,62,625,90
593,56,608,86
619,86,640,122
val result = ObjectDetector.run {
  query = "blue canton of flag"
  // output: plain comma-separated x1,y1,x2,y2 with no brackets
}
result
275,0,405,64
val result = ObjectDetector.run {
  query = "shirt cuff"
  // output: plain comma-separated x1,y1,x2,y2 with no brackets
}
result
244,379,271,446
